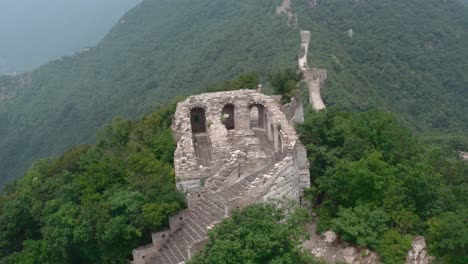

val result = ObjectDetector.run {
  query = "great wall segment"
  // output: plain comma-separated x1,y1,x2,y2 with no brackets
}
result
131,3,328,262
297,28,327,112
132,90,311,264
278,0,328,111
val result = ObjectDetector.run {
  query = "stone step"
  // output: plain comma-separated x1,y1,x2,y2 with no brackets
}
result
231,183,244,192
186,218,207,239
206,196,225,211
167,237,187,263
160,247,172,264
183,220,204,241
180,226,197,244
179,227,194,245
212,192,231,203
185,218,206,240
238,179,250,188
220,188,238,199
164,241,179,264
198,200,224,219
147,255,162,264
192,207,215,225
202,197,225,214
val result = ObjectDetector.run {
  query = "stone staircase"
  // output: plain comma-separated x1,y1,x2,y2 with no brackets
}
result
134,90,310,264
145,171,262,264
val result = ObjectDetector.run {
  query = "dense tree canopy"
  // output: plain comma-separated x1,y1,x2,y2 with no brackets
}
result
189,202,322,264
298,109,468,263
0,103,184,263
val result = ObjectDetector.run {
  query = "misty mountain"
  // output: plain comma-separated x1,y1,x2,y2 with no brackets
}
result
0,0,467,189
0,0,141,73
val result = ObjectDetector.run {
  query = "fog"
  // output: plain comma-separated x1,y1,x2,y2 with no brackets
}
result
0,0,141,74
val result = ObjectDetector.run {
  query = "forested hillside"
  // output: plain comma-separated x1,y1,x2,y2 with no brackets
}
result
2,102,465,263
294,0,468,132
0,103,184,263
1,0,467,188
0,0,141,73
298,109,467,263
0,0,297,188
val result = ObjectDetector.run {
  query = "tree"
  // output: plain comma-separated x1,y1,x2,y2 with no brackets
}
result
190,202,314,264
332,204,389,249
268,68,303,103
0,102,185,263
427,211,468,263
377,230,412,264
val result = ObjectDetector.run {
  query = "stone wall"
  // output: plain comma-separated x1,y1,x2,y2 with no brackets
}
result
281,94,305,124
172,90,300,193
303,68,327,110
298,28,328,111
132,89,310,264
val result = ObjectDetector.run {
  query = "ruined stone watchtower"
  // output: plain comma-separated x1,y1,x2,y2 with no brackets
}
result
132,89,310,264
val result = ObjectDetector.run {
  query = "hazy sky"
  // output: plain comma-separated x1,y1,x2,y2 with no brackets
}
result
0,0,141,73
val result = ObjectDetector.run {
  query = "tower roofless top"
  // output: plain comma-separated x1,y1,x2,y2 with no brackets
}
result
132,89,310,264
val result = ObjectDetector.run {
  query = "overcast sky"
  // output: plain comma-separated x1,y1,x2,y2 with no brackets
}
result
0,0,141,73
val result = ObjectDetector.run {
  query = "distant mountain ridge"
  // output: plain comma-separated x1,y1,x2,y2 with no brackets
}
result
0,0,141,73
1,0,467,188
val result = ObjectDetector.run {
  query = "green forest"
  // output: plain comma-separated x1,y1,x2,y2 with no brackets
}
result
189,203,322,264
0,103,185,263
1,0,467,188
1,101,466,263
298,109,467,263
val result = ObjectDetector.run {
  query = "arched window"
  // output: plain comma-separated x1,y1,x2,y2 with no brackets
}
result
270,123,275,141
249,104,265,129
277,134,283,154
221,104,235,130
190,107,206,133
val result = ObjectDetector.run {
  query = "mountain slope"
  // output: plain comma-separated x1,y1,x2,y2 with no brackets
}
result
1,0,467,188
0,0,298,187
294,0,468,131
0,0,141,73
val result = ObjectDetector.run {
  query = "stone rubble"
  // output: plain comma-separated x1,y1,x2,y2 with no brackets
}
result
406,237,434,264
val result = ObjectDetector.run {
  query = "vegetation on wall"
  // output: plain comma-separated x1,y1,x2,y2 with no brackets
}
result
298,109,468,263
268,68,303,103
204,72,260,92
0,103,184,263
189,202,323,264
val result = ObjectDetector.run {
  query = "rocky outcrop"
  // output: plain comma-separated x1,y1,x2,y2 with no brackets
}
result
459,151,468,161
406,237,434,264
323,230,338,244
302,224,379,264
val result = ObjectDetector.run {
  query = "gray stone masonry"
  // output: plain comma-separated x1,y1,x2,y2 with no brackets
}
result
132,89,310,264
